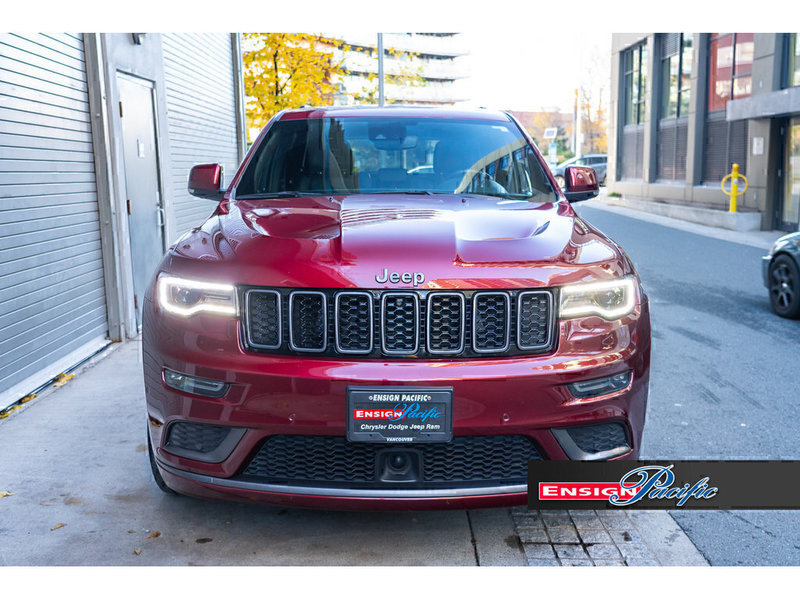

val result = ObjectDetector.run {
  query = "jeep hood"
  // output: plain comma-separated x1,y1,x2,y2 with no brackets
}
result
168,194,629,289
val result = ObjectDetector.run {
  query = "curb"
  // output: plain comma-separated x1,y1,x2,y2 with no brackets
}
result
580,197,784,251
627,510,708,566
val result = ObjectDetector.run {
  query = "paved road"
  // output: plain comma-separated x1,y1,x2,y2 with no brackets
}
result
575,204,800,566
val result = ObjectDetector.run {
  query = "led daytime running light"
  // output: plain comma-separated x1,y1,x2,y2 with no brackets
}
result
559,276,637,320
157,274,237,317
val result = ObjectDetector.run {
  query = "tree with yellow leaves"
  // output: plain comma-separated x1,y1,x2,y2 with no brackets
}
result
579,85,608,155
243,34,428,141
242,33,346,137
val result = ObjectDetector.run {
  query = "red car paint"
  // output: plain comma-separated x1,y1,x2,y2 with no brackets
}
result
143,106,650,510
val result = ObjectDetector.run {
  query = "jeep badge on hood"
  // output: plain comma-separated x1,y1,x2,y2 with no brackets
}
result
375,268,425,286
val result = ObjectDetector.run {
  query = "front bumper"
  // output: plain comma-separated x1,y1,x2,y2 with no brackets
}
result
762,255,772,288
143,296,650,510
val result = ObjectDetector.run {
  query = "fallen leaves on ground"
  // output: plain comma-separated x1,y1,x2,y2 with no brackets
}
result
50,523,66,531
148,531,161,539
0,491,12,498
53,373,75,387
133,549,142,555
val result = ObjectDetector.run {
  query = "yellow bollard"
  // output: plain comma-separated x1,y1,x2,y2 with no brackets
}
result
720,163,749,213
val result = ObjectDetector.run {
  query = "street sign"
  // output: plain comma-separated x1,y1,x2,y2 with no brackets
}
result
543,127,558,140
548,142,558,166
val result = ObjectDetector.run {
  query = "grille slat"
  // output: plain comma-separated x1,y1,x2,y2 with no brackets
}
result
427,293,465,354
517,291,552,350
244,288,555,358
245,290,281,349
472,292,511,353
289,291,327,351
242,435,543,485
335,292,373,353
381,293,419,354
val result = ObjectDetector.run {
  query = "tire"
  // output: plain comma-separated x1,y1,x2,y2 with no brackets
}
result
148,427,178,495
555,175,565,189
768,255,800,319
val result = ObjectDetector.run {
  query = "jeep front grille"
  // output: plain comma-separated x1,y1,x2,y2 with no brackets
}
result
243,288,555,359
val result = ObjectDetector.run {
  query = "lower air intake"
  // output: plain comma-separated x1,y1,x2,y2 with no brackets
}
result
241,435,543,486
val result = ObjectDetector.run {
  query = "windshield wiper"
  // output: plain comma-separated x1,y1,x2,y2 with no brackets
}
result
235,191,317,199
369,190,435,196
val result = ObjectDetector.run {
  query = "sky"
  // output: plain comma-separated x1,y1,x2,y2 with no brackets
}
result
4,0,787,119
454,31,612,114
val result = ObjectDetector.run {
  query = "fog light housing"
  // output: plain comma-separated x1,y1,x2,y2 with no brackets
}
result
163,368,229,398
567,370,631,399
552,422,631,460
164,421,246,462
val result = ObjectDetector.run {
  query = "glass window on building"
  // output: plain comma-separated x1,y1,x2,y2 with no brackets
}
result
658,34,693,181
624,43,648,125
703,33,752,183
786,33,800,88
708,33,753,112
660,33,692,119
621,41,648,180
781,117,800,229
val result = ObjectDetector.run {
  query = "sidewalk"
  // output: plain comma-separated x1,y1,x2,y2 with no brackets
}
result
0,335,707,567
510,507,707,566
584,193,786,251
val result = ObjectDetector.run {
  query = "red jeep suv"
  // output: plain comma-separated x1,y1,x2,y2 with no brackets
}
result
143,106,650,510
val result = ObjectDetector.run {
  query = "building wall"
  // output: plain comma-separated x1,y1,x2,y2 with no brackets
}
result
330,33,468,105
162,33,244,238
0,33,245,411
0,33,110,409
609,32,800,231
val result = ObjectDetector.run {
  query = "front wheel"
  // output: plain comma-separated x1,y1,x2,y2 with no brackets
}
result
769,255,800,318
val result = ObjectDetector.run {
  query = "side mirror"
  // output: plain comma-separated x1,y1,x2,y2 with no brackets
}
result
188,163,225,201
563,165,599,202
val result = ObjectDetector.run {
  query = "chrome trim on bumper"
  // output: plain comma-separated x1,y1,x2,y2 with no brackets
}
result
158,460,527,498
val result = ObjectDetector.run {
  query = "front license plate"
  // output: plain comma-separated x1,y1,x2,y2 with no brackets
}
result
346,386,453,443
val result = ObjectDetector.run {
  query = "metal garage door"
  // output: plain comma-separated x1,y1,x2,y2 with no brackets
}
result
161,33,241,237
0,33,108,409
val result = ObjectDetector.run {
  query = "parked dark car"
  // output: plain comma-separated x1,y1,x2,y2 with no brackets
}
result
143,106,650,510
552,154,607,188
763,231,800,318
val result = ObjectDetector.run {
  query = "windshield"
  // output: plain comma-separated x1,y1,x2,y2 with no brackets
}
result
235,116,557,201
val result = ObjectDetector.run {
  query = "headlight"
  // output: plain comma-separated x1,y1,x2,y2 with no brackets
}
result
156,273,237,317
559,276,637,320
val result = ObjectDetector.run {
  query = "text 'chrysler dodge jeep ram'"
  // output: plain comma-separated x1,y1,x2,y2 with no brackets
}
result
143,106,651,510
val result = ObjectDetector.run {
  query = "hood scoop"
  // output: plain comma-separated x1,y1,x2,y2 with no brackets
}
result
244,207,341,239
454,209,550,241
